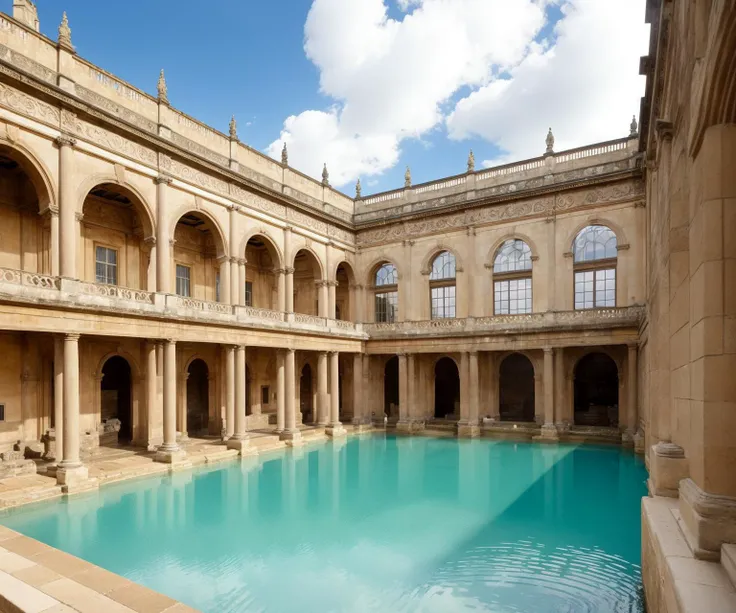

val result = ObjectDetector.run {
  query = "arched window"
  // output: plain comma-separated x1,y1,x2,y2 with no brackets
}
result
573,225,617,309
374,263,398,323
429,251,456,319
493,239,532,314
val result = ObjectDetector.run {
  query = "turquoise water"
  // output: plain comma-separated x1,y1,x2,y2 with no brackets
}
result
1,435,647,612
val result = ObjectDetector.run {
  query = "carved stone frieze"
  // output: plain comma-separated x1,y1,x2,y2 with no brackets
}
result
62,111,156,165
0,81,59,125
0,43,55,84
169,159,229,196
230,184,285,218
171,131,229,167
75,85,157,133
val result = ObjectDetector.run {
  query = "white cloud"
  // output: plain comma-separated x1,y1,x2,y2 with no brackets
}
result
268,0,647,189
267,0,547,187
446,0,649,166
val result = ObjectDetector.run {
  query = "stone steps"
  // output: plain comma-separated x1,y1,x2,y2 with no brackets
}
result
723,544,736,589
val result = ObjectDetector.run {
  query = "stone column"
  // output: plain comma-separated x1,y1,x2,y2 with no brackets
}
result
457,352,479,437
327,352,346,437
155,340,185,463
145,342,160,450
624,343,638,444
554,347,565,429
224,345,235,439
56,136,77,279
487,353,500,420
285,267,295,313
155,175,172,293
218,256,231,304
57,333,89,488
318,281,328,318
238,260,246,305
280,349,302,444
276,350,285,433
328,281,337,319
539,347,558,439
53,336,64,463
227,345,252,453
317,352,329,425
352,353,366,428
397,353,410,430
49,207,60,277
228,205,238,302
276,269,286,312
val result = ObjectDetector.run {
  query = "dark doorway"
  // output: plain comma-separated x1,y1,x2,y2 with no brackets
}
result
434,357,459,419
300,364,313,423
574,352,619,427
187,359,209,435
384,356,399,419
246,365,252,416
499,353,535,422
101,356,132,443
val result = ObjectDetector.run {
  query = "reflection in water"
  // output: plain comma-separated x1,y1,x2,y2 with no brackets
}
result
0,436,647,613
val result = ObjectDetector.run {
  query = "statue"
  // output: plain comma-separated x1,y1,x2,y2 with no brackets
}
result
58,12,73,50
467,149,475,173
404,166,412,188
355,178,362,199
545,127,555,155
281,142,288,166
630,115,638,136
229,115,237,140
157,69,168,105
322,163,330,187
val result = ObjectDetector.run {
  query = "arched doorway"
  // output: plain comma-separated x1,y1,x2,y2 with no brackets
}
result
101,356,132,443
244,235,280,309
246,365,252,416
499,353,535,422
384,356,399,419
335,262,355,321
574,353,619,427
300,364,313,423
293,249,323,315
173,211,226,302
434,357,459,419
186,359,209,436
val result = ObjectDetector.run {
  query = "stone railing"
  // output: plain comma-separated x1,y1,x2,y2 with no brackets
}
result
334,319,357,330
293,313,327,327
78,282,154,304
363,306,644,337
0,268,60,290
239,306,284,322
168,295,233,315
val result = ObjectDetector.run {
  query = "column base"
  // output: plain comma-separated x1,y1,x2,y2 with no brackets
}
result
456,422,480,438
56,464,96,494
621,430,635,446
177,432,190,444
226,436,257,456
633,430,645,454
279,429,303,446
155,446,187,464
325,423,347,438
648,442,688,498
533,424,560,442
396,419,425,434
351,418,373,433
678,478,736,559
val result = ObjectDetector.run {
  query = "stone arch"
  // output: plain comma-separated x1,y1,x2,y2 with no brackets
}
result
498,352,536,422
566,218,628,254
486,233,540,268
95,350,143,381
97,352,139,445
170,206,228,258
290,245,325,279
434,356,460,419
0,140,56,211
495,349,541,376
420,244,464,275
180,353,212,378
332,259,356,283
573,351,620,428
77,175,155,239
364,256,401,286
431,354,460,370
567,347,623,380
239,228,284,269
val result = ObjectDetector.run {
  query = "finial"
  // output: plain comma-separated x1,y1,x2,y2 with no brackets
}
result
545,127,554,155
322,163,330,187
404,166,412,188
355,178,362,199
467,149,475,173
229,115,237,140
281,142,288,166
58,11,73,51
157,69,169,105
630,115,638,137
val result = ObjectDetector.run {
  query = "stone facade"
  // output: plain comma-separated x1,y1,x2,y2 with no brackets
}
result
0,1,731,609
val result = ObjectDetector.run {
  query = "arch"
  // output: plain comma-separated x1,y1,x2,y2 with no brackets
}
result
291,245,325,279
384,356,399,419
239,228,284,269
565,218,629,254
181,353,212,378
332,259,356,284
573,352,619,427
96,350,143,381
77,175,155,239
434,356,459,419
0,141,56,211
186,358,209,435
420,244,464,275
498,353,535,422
364,255,401,286
170,206,228,258
567,348,623,380
100,355,133,443
486,232,540,268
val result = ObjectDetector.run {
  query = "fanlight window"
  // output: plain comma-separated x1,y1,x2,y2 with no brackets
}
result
374,263,398,323
429,251,456,319
493,239,532,315
573,225,617,309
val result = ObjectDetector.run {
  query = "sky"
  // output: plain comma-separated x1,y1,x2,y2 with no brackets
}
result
26,0,649,196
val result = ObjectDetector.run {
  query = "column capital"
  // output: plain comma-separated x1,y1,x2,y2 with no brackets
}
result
284,267,295,275
238,258,247,266
143,236,156,248
469,350,479,357
627,342,639,350
154,174,173,186
216,254,229,265
64,333,80,341
329,350,339,357
543,347,554,355
54,134,77,149
165,338,176,345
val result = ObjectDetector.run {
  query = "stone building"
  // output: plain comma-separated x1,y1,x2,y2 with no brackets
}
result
0,0,732,608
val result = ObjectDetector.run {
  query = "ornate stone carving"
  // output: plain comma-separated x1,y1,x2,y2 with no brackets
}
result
0,82,59,125
404,166,412,188
229,115,237,140
281,142,288,166
171,132,230,167
0,43,56,84
157,69,168,104
75,85,157,133
545,127,555,155
58,12,73,51
355,178,361,199
169,159,229,196
630,115,638,137
62,113,156,165
467,150,475,173
322,163,329,187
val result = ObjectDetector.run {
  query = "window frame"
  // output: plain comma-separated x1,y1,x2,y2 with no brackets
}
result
94,244,118,286
428,251,457,319
492,240,533,315
571,225,618,310
245,281,253,307
175,263,192,298
373,263,399,323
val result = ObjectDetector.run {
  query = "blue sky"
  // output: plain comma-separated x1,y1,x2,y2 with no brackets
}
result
26,1,647,195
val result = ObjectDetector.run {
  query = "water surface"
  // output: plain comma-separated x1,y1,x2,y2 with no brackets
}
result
1,435,647,612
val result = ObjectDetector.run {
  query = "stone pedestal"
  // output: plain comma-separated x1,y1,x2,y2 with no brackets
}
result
633,430,645,454
326,424,347,438
456,422,480,438
648,442,688,498
279,429,303,446
56,464,95,494
534,424,560,441
226,436,257,456
154,447,187,464
679,478,736,560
